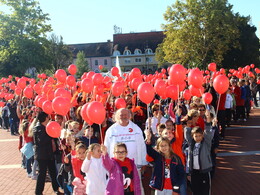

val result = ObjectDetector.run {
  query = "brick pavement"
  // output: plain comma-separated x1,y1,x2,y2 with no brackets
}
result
0,108,260,195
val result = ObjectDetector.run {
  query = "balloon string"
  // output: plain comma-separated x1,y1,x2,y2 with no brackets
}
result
89,124,92,147
99,124,103,144
177,85,180,106
215,94,221,117
147,103,149,122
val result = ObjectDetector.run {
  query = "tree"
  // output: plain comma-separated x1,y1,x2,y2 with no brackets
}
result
156,0,240,69
46,34,73,72
222,15,260,69
75,51,89,78
0,0,52,76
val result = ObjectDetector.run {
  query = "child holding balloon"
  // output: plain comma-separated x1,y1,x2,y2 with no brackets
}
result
81,143,107,195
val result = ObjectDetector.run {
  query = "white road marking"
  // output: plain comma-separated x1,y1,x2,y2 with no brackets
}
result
218,151,260,157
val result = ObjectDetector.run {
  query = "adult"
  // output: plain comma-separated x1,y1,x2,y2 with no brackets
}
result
145,104,167,135
33,111,62,195
104,108,147,167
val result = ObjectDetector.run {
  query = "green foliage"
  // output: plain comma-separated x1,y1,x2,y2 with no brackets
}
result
0,0,52,76
47,34,73,71
157,0,240,69
222,15,260,69
75,51,89,78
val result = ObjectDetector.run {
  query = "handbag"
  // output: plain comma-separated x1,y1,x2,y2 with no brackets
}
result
20,142,34,159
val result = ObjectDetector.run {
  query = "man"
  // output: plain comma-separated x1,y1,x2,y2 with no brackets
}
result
33,112,62,195
104,108,147,167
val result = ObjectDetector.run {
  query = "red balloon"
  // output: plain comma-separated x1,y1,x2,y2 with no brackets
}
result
47,90,55,101
17,78,26,89
115,98,126,109
95,84,104,95
55,69,67,83
86,71,95,79
81,103,93,125
112,81,124,97
86,101,106,124
66,75,76,87
130,78,143,91
213,75,229,94
131,68,142,79
154,80,166,96
208,63,216,72
202,93,213,104
68,64,77,75
205,70,210,75
52,97,70,116
0,102,5,107
46,121,61,138
166,85,178,100
54,88,71,100
38,97,47,108
178,81,186,92
250,64,255,69
81,78,94,93
183,89,192,100
15,88,22,96
23,87,33,99
188,68,203,88
92,73,103,85
42,100,53,114
99,65,103,70
189,85,202,97
137,82,155,104
111,67,119,76
169,64,186,84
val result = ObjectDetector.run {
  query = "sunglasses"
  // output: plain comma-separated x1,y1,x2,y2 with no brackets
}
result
199,109,205,111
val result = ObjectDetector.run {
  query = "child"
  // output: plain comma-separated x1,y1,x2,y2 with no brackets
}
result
64,142,87,194
184,110,215,195
156,123,166,138
144,130,185,195
81,143,107,195
79,126,99,148
101,143,141,195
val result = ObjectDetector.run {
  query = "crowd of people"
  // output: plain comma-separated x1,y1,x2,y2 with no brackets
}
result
0,65,259,195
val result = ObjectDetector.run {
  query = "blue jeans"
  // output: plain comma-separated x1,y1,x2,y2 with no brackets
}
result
9,118,19,135
180,174,187,195
26,157,33,174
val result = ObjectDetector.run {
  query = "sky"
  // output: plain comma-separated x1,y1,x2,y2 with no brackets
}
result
2,0,260,44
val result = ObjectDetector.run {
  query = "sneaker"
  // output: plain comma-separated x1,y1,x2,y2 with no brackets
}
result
31,175,38,180
28,173,33,178
243,118,247,122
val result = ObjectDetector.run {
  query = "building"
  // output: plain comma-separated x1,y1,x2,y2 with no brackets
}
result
69,40,113,72
112,31,165,74
68,31,165,74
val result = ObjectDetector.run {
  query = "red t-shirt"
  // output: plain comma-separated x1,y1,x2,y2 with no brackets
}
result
71,150,84,181
164,158,172,190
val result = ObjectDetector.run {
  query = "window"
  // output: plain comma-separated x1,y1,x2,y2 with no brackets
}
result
145,48,153,54
124,58,131,64
135,58,142,63
95,60,98,65
146,57,152,63
113,50,120,56
134,49,142,55
104,59,108,65
123,50,131,55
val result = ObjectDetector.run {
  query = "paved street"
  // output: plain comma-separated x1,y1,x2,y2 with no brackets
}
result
0,108,260,194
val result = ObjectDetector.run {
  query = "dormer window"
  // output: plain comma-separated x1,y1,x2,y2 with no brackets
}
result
113,50,121,56
134,49,142,55
145,48,153,54
123,49,131,55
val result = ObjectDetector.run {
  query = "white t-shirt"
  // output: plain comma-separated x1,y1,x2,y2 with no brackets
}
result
225,94,233,109
193,143,201,170
145,116,167,135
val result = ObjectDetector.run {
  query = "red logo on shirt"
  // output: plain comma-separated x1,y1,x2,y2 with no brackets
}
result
129,128,133,133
